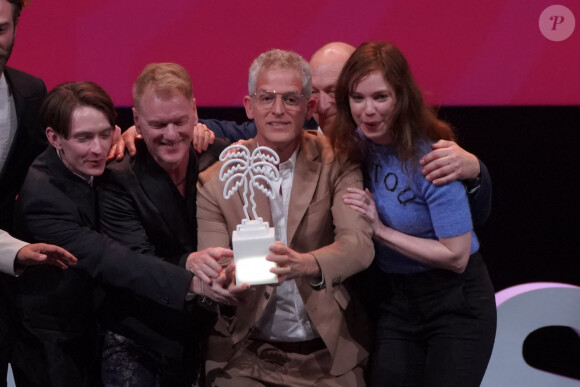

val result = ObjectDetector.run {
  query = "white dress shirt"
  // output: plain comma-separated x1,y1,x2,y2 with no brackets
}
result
251,150,319,342
0,73,18,174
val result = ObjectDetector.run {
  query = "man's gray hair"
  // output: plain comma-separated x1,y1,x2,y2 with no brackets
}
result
248,49,312,98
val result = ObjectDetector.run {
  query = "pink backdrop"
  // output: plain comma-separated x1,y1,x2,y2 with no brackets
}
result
10,0,579,107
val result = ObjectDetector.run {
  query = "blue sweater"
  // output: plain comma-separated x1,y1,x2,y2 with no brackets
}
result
360,136,479,274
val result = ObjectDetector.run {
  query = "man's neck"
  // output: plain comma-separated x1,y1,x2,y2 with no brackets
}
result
258,136,301,163
164,153,190,186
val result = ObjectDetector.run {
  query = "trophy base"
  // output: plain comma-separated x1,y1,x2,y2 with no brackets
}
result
232,219,278,285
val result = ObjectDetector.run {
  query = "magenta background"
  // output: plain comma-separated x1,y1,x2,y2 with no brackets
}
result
10,0,579,107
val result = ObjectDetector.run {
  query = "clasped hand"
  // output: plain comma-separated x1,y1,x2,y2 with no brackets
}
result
186,247,249,305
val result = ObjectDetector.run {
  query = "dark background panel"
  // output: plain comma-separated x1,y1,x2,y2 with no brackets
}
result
437,106,580,291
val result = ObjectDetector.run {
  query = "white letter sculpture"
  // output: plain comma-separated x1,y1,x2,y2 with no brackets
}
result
219,144,280,285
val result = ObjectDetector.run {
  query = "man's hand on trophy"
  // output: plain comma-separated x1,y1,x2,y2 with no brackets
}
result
267,241,322,283
186,247,233,284
190,275,238,305
217,263,252,304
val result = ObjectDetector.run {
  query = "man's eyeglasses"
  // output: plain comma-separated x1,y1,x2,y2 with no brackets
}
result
251,90,305,111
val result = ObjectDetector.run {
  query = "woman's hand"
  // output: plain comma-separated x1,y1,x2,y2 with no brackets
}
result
343,187,383,235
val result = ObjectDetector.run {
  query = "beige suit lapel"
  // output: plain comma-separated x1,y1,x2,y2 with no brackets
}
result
287,134,320,245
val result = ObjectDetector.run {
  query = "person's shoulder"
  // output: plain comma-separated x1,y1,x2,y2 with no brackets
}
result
5,67,46,92
106,139,153,176
26,147,54,177
198,138,255,185
199,138,231,170
100,159,131,192
19,149,67,201
302,130,349,166
415,138,436,159
104,152,133,175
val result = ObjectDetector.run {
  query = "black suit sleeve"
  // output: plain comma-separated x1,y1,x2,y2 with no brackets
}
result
0,70,47,231
467,159,492,228
98,170,158,256
200,119,257,141
15,176,192,311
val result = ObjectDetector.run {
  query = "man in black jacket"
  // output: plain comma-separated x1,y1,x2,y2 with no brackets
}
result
12,81,235,386
98,62,231,386
0,1,47,384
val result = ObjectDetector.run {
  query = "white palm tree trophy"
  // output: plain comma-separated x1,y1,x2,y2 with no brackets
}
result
219,144,280,285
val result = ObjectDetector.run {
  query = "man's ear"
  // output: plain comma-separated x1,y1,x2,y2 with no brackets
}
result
132,107,142,135
305,97,316,121
45,127,62,150
243,96,254,120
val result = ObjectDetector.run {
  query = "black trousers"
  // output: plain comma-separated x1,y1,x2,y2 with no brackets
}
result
369,253,497,387
101,331,199,387
10,267,99,387
0,275,15,387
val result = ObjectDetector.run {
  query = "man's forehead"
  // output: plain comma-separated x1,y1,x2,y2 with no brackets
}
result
142,86,188,101
311,61,344,87
68,120,112,138
137,88,192,111
69,127,111,137
255,67,302,90
0,0,13,21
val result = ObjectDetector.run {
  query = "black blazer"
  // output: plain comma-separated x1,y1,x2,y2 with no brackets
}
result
0,67,46,370
97,139,228,363
0,67,46,231
12,147,194,386
468,159,492,228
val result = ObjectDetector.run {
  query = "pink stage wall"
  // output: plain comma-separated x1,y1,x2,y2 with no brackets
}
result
10,0,579,107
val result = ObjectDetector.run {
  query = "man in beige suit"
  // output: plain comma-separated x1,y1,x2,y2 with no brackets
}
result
197,49,374,386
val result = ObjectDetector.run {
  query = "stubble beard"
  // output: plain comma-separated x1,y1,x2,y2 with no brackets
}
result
0,40,14,75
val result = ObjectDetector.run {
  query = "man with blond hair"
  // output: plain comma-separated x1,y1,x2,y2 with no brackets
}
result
98,63,235,386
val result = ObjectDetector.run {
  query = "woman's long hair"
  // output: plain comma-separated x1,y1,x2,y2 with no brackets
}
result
330,41,454,166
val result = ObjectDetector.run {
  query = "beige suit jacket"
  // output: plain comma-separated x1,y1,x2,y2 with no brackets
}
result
197,131,374,376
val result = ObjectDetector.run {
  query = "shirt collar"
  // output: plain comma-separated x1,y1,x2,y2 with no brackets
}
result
55,148,94,186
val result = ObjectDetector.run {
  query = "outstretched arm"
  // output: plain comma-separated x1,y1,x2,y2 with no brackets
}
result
15,243,77,271
200,119,257,142
0,230,77,275
420,140,480,184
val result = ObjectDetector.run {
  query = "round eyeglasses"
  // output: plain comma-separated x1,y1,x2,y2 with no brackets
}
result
251,90,306,111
